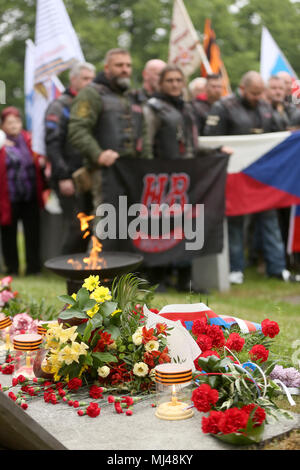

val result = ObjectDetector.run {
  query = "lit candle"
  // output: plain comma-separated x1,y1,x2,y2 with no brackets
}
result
171,385,179,406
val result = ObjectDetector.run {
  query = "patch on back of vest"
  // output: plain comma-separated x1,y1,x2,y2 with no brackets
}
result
206,115,220,126
75,100,91,119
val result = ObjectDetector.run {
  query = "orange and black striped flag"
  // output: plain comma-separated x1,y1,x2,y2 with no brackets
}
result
201,19,231,96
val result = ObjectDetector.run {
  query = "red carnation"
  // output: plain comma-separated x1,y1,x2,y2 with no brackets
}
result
89,385,103,399
191,384,219,413
196,334,212,352
261,319,280,338
242,404,266,427
86,402,101,418
249,345,269,363
201,410,223,434
67,377,82,391
206,324,225,349
1,364,14,375
8,391,17,401
225,332,245,352
218,407,248,434
192,318,208,336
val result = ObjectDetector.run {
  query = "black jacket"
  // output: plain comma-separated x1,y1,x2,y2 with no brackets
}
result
204,93,275,136
45,88,84,183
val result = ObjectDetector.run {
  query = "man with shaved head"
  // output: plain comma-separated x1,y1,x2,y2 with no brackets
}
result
136,58,167,103
277,71,293,103
204,70,298,284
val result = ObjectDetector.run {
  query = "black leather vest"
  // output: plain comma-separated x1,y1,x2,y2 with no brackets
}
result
148,97,198,159
91,83,144,157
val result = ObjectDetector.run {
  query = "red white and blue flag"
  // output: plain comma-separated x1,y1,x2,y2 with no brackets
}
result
200,130,300,217
158,303,261,333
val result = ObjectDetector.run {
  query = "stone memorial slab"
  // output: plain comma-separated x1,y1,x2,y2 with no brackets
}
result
0,374,299,451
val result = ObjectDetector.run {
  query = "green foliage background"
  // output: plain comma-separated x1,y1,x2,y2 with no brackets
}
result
1,0,300,121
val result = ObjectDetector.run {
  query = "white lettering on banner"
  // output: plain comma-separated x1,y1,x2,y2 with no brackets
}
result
95,196,205,251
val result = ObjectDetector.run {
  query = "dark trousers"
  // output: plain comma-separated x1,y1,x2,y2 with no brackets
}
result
58,191,93,255
1,200,41,275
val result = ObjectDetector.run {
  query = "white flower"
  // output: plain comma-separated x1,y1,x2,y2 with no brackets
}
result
98,366,110,378
132,331,143,346
133,362,149,377
145,340,159,352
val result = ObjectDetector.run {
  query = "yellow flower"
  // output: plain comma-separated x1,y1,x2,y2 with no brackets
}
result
111,308,122,317
90,286,112,304
82,275,100,292
87,303,99,318
60,341,89,365
58,325,78,344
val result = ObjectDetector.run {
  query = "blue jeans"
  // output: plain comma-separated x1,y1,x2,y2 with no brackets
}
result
228,210,286,276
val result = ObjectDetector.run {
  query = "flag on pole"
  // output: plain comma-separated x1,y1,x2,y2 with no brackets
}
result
34,0,84,84
168,0,212,77
200,19,231,96
28,0,85,155
260,26,298,81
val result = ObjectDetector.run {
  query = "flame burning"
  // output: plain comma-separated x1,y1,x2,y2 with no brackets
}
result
67,213,107,270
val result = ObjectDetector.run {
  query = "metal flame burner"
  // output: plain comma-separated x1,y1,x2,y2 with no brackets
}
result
44,252,144,295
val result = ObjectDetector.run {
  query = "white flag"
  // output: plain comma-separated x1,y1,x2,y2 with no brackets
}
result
32,76,65,155
168,0,211,77
260,26,298,82
29,0,85,154
34,0,84,84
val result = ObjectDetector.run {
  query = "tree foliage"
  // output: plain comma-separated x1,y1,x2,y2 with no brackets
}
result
0,0,300,117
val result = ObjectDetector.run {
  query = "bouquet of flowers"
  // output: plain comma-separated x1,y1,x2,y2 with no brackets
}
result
0,276,17,308
35,274,171,393
189,315,294,445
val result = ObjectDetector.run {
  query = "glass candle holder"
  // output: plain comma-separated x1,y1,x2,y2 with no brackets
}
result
155,363,194,421
0,316,13,362
13,334,43,380
37,320,59,337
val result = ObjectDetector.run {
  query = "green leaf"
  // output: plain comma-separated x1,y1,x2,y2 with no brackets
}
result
83,320,94,343
58,309,87,320
100,301,119,317
58,295,75,305
82,299,97,312
92,352,118,366
76,288,91,309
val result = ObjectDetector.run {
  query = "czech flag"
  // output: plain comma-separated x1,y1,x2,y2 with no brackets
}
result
200,131,300,216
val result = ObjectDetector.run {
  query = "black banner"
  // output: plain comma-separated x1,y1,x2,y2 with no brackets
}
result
98,155,229,267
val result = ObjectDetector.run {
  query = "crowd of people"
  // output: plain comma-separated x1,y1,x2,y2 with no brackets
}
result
0,47,300,289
